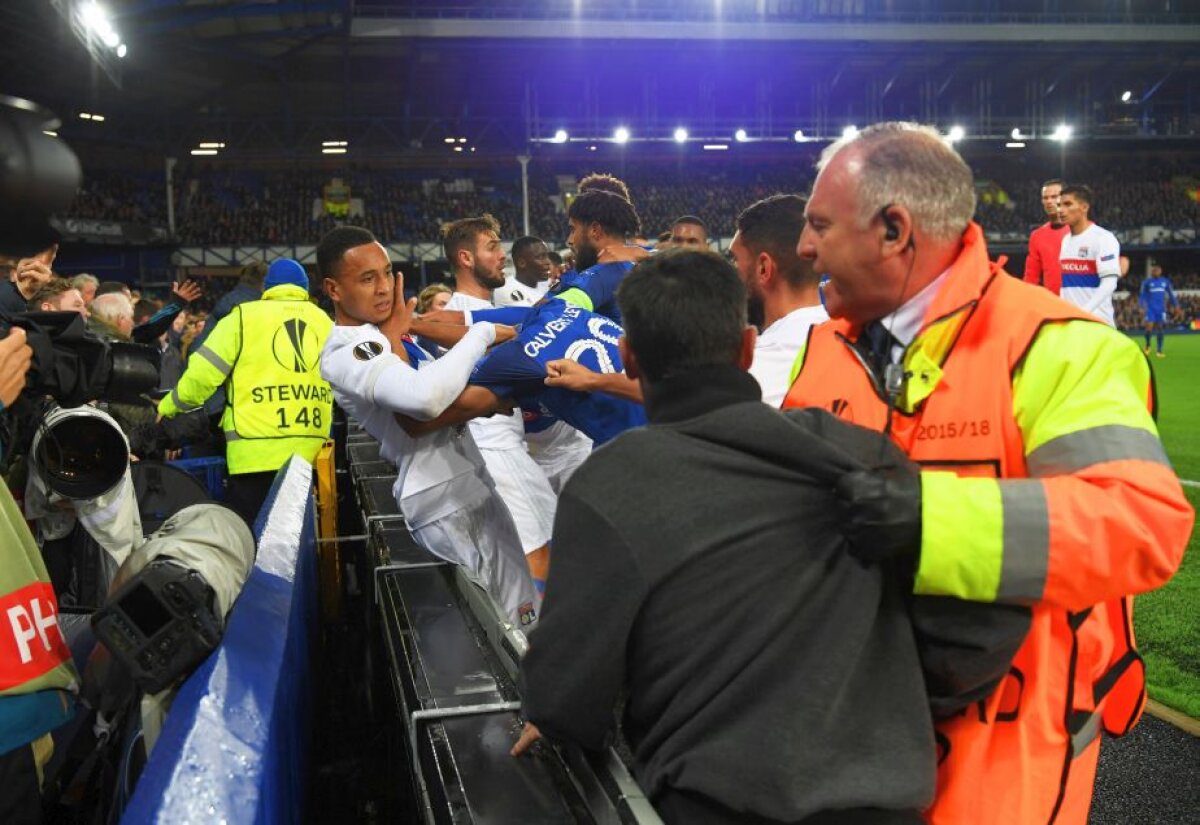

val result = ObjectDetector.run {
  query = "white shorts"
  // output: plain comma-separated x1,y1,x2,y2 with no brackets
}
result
477,445,557,553
410,494,539,629
528,421,592,494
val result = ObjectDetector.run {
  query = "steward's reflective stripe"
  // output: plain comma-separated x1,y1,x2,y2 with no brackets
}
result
193,344,233,377
556,287,594,312
1068,710,1102,759
170,386,201,412
1026,424,1172,477
224,431,325,443
997,479,1050,602
917,472,1004,601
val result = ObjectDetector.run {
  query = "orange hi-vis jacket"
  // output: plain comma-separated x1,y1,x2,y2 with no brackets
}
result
783,223,1193,824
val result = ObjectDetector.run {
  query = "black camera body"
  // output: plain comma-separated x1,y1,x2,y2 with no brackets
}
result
91,559,224,695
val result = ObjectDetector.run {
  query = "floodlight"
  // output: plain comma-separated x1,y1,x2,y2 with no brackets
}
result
1005,142,1026,149
673,127,688,143
552,129,568,143
190,149,218,156
947,125,965,143
443,137,456,144
116,43,127,58
198,142,226,149
91,114,105,122
322,141,348,147
734,128,748,142
44,130,58,137
588,145,597,151
793,129,805,142
1121,91,1132,102
453,146,463,153
1011,127,1024,140
613,127,630,144
457,138,467,144
1050,124,1073,142
703,144,729,151
323,148,347,155
842,125,858,139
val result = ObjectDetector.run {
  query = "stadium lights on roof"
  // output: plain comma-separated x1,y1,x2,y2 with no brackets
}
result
1011,127,1025,140
1006,142,1026,149
793,129,805,142
44,130,57,137
947,125,965,143
457,138,467,144
322,141,348,147
703,144,729,151
1050,124,1073,142
80,2,125,55
673,127,688,143
588,145,597,151
80,112,106,121
1121,90,1133,102
323,147,348,155
198,142,226,149
842,125,858,139
443,137,456,144
613,127,630,144
190,149,218,156
552,129,568,143
453,146,463,153
734,129,749,142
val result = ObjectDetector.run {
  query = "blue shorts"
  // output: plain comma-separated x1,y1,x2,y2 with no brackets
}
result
1145,309,1166,324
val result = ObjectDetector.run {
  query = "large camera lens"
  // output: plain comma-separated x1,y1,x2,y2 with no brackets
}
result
34,409,129,498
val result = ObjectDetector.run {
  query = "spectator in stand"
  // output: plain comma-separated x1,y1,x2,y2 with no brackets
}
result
95,280,132,302
1024,179,1069,294
27,278,89,318
135,299,185,389
70,273,99,304
0,246,56,314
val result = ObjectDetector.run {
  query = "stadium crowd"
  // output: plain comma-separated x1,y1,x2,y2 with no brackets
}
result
67,154,1199,246
5,122,1196,825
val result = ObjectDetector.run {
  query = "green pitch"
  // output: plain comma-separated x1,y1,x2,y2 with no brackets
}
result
1130,332,1199,718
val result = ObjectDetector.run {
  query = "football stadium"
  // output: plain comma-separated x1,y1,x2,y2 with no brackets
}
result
0,1,1197,823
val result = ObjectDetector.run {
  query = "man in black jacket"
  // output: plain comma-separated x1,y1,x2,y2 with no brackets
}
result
514,250,936,824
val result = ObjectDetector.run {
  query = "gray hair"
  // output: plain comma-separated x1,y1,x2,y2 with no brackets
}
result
71,272,99,290
817,122,976,243
90,292,133,326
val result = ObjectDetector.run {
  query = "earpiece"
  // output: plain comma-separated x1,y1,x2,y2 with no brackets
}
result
880,205,900,241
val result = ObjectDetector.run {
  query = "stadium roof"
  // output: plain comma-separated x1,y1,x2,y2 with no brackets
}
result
4,0,1198,159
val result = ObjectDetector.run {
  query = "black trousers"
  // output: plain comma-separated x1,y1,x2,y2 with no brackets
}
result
224,470,278,528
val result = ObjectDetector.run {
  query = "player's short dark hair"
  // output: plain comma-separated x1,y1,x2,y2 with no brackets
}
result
1060,184,1094,206
317,225,378,279
547,250,563,266
578,173,631,203
735,194,815,289
567,190,641,238
672,215,707,235
441,214,501,264
95,280,130,297
511,236,545,261
1041,178,1065,190
617,249,746,382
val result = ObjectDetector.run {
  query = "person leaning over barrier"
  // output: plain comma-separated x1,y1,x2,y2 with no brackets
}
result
782,121,1193,824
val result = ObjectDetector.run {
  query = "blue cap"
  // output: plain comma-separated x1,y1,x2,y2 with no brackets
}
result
263,258,309,290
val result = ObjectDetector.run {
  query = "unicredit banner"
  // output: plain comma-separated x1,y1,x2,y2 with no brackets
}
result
53,217,169,245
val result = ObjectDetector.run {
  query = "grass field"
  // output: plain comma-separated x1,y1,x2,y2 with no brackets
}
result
1128,332,1200,718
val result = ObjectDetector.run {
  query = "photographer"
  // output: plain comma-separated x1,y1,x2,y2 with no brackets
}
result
0,246,56,315
0,328,79,824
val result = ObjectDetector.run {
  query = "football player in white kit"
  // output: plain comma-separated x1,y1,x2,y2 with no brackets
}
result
1057,184,1122,327
316,226,539,629
441,216,564,587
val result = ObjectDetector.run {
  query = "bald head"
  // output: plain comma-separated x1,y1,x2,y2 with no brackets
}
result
817,122,976,243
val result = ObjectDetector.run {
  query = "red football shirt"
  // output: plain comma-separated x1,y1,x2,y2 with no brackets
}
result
1023,222,1070,295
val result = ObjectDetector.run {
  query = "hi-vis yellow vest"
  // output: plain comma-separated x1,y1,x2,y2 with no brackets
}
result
161,284,333,474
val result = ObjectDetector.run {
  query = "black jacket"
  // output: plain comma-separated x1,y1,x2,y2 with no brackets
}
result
520,366,936,824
